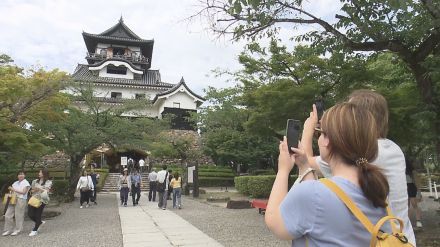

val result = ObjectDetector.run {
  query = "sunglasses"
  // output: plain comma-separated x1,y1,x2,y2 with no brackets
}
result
314,127,325,138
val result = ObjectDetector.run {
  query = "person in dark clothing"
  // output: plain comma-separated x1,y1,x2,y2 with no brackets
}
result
167,169,173,200
130,169,142,206
89,166,99,205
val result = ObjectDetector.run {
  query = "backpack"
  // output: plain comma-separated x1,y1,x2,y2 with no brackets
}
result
320,178,413,247
157,172,168,193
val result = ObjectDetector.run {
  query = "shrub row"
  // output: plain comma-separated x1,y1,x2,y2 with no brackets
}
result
199,177,234,187
198,171,234,178
235,175,298,198
249,169,276,176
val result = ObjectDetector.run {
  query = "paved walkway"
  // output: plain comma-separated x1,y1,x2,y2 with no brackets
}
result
117,194,223,247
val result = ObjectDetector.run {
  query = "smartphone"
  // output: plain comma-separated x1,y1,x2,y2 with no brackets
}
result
286,119,301,153
315,97,325,120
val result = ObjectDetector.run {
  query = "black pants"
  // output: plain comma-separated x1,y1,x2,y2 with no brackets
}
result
120,187,129,204
131,184,141,204
80,190,90,205
90,189,97,203
28,203,46,231
149,181,157,201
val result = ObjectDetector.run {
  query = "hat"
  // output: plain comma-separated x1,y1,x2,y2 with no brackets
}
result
123,168,128,171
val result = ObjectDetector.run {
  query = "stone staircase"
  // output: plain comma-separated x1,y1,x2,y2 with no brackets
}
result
101,172,150,192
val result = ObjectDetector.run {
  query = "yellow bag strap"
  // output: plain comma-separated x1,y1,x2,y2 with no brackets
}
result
385,204,398,234
320,178,374,233
370,216,405,247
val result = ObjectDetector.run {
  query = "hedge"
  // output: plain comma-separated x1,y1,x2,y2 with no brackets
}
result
52,180,69,196
250,169,276,176
198,171,234,178
199,177,234,187
235,175,298,198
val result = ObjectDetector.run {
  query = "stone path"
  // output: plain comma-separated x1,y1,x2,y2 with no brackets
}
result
117,194,223,247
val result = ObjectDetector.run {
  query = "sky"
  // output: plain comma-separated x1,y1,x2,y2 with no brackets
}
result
0,0,339,95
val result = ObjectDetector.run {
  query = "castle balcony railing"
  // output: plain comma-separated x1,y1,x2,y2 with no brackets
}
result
86,52,149,64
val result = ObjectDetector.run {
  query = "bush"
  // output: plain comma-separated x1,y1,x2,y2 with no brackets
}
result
235,175,298,198
247,176,276,198
199,177,234,187
96,172,108,192
198,171,234,177
250,169,276,176
234,176,251,194
51,180,69,196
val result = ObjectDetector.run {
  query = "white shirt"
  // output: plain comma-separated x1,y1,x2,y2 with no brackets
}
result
148,171,158,182
139,159,145,167
12,179,31,199
76,176,94,191
157,170,169,190
316,138,415,246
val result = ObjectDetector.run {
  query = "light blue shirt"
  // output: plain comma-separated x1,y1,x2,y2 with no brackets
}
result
280,177,391,247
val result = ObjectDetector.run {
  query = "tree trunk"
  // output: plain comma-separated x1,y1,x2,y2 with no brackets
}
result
67,155,82,201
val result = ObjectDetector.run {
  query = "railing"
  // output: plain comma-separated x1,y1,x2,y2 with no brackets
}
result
86,52,149,64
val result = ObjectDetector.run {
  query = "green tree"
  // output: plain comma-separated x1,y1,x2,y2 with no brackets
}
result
197,0,440,157
0,54,68,170
199,86,278,171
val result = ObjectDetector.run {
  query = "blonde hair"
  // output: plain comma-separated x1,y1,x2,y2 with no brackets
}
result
321,103,389,208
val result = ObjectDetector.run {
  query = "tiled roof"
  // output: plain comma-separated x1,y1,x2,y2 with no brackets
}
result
152,77,205,103
82,32,153,44
88,58,143,71
72,64,174,88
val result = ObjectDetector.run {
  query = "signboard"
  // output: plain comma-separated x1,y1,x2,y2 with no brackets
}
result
121,157,127,167
187,166,196,183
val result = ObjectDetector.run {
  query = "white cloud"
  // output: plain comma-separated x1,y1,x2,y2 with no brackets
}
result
0,0,338,94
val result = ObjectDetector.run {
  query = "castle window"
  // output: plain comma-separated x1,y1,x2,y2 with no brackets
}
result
113,47,125,56
107,65,127,75
111,92,122,99
135,94,145,99
173,102,181,108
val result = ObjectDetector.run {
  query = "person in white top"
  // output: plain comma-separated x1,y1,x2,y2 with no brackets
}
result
76,170,94,209
118,168,131,206
148,169,158,202
301,90,415,246
157,165,169,210
2,170,30,236
138,158,145,173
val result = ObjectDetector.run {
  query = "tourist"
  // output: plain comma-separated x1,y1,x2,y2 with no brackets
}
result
90,166,99,205
28,168,52,237
157,165,169,210
406,158,423,228
138,158,145,173
300,89,415,245
130,169,142,206
266,103,392,245
118,168,131,206
167,169,173,200
148,168,158,202
76,169,94,209
170,172,182,209
2,170,30,236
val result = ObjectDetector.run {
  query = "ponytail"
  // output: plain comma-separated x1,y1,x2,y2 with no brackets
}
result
357,162,389,208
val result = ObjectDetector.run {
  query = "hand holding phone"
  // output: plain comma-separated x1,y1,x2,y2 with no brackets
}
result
286,119,301,154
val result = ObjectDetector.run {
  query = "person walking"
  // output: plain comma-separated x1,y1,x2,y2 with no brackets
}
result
28,168,52,237
118,168,131,206
157,165,169,210
138,158,145,173
2,170,30,236
130,169,142,206
76,170,94,209
170,172,182,209
167,169,173,200
148,169,158,202
89,166,99,205
406,158,423,228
